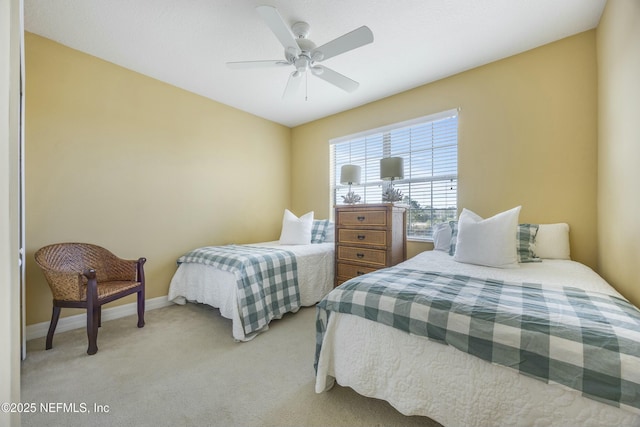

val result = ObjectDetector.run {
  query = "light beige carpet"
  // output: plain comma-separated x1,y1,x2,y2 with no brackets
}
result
21,303,441,427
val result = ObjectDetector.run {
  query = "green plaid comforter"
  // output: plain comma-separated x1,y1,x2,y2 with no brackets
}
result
315,268,640,413
178,245,299,335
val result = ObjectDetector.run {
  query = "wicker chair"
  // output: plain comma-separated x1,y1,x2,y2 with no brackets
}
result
34,242,146,355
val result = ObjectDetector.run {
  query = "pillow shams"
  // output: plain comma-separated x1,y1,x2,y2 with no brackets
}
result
432,223,452,252
535,223,570,259
517,224,541,263
447,213,567,262
453,206,521,268
311,219,330,243
448,221,458,256
279,209,314,245
449,221,541,263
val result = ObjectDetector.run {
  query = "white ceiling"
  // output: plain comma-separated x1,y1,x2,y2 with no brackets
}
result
24,0,606,128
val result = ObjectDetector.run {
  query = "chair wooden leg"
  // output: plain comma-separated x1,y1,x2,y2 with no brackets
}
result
46,306,61,350
86,306,99,355
137,290,145,328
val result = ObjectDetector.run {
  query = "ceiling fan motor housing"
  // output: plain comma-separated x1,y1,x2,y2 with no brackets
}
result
292,21,310,38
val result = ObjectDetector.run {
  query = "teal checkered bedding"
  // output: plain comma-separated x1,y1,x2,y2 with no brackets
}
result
178,245,299,335
315,268,640,412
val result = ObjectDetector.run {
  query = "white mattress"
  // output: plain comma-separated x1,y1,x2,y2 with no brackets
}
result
315,250,640,427
168,241,334,341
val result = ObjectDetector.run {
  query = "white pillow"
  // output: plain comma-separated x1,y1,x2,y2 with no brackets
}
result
453,206,521,268
279,209,314,245
432,223,452,252
535,223,570,259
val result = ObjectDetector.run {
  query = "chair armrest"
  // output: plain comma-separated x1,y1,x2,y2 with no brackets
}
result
83,269,99,305
103,257,138,282
136,258,147,284
102,256,146,283
40,268,84,301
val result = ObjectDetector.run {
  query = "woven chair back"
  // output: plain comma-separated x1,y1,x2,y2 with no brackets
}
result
35,243,137,301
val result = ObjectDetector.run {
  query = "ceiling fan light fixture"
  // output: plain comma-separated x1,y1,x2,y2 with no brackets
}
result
285,47,298,63
294,56,309,72
310,50,324,62
310,66,324,76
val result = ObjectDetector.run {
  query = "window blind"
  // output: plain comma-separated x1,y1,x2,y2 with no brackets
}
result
330,109,458,240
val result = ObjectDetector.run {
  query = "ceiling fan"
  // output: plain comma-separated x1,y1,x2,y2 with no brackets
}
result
227,5,374,99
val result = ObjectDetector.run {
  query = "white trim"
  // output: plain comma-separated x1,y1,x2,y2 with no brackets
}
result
20,0,26,361
329,108,459,145
25,296,173,341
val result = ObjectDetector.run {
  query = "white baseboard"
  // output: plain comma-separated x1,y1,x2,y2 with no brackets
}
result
25,296,172,341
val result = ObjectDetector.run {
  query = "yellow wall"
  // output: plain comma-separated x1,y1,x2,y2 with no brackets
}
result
292,31,598,265
25,33,292,325
27,24,633,325
597,1,640,308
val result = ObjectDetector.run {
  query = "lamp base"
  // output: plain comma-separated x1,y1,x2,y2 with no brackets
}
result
341,191,361,204
382,187,403,203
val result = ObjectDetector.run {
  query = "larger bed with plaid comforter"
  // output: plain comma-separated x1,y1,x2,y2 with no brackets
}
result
314,250,640,427
168,241,334,341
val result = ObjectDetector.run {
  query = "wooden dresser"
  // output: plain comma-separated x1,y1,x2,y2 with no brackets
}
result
334,203,407,286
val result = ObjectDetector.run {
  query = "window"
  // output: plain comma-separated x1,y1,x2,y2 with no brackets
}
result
330,109,458,241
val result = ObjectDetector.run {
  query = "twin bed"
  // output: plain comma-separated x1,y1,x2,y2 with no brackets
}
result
314,250,640,426
315,207,640,426
168,213,335,341
168,241,334,341
167,207,640,426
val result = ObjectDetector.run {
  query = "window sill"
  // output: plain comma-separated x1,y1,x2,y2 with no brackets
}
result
407,237,434,243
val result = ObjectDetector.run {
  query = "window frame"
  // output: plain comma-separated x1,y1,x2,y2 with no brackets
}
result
329,108,459,242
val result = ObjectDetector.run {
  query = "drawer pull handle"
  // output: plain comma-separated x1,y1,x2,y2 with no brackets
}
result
356,253,365,258
357,235,366,240
357,216,365,221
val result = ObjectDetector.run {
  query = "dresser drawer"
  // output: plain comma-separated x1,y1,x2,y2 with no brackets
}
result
336,209,388,227
337,229,387,247
337,262,378,279
337,246,387,267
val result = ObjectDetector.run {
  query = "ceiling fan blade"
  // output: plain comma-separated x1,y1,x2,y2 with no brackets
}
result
227,60,289,69
256,5,301,57
312,26,373,62
282,71,303,99
312,66,359,93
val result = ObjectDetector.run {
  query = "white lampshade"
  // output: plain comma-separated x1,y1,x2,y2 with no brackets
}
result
380,157,404,180
340,164,361,185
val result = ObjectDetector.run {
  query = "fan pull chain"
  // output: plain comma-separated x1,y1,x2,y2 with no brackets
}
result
305,72,308,101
